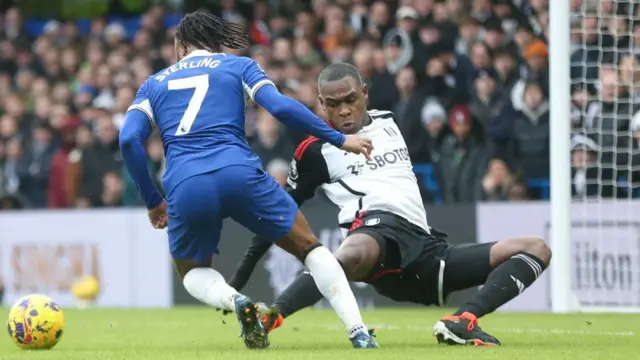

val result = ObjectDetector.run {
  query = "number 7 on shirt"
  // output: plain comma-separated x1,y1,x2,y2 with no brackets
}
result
168,74,210,136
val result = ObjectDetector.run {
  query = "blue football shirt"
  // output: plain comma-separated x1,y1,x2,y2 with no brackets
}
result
128,50,273,195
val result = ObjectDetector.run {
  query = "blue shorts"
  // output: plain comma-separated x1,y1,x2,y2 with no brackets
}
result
166,165,298,264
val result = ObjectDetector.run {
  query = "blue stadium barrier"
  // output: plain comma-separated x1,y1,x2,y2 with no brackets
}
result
527,176,640,199
164,14,182,28
24,19,48,38
527,178,550,199
24,14,184,40
76,18,92,35
412,164,443,205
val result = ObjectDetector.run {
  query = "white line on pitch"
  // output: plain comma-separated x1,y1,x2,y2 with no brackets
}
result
303,324,635,337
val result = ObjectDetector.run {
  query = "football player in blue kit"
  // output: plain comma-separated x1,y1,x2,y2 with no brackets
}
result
119,12,378,349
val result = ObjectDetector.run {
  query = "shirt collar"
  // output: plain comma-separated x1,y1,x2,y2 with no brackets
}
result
182,49,218,60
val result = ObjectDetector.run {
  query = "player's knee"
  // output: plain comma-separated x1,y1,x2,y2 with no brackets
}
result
173,258,207,280
334,252,362,280
334,248,369,280
175,264,193,280
297,241,322,262
507,237,551,266
524,237,551,266
492,237,551,267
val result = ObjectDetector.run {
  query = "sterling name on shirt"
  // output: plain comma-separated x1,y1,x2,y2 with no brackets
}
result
155,58,222,82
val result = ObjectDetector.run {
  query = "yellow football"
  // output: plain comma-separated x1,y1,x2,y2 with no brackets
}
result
72,275,100,301
6,294,65,350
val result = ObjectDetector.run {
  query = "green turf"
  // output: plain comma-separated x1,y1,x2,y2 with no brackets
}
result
1,308,638,359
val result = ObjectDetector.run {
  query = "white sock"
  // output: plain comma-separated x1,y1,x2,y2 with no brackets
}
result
304,246,368,338
183,268,239,312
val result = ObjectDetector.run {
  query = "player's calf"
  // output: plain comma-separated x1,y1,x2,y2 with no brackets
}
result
178,262,269,349
454,237,551,319
275,211,378,348
435,237,550,346
247,234,379,336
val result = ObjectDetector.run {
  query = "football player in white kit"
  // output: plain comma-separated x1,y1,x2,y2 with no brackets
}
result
227,63,552,346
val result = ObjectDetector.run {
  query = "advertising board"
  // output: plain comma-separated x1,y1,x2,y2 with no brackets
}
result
0,209,172,308
477,201,640,311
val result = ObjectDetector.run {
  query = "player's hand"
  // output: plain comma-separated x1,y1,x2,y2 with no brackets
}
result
340,135,373,160
148,201,168,229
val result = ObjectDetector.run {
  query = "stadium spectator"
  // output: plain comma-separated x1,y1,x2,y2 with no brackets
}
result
492,47,519,93
436,104,486,203
619,54,640,102
570,7,610,86
266,158,290,188
583,66,634,185
47,116,79,208
393,67,421,128
1,0,637,208
352,46,396,112
1,138,24,204
469,68,504,133
509,80,550,182
519,39,548,94
507,181,529,200
479,157,516,201
251,107,294,165
570,134,618,198
72,114,122,207
404,97,446,164
17,122,55,207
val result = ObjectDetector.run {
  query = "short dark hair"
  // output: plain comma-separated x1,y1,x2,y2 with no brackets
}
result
317,63,363,90
176,11,249,52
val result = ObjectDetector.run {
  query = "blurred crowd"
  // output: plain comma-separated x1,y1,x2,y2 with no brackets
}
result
0,0,638,210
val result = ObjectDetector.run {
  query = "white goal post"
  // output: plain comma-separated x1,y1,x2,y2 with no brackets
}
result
551,0,640,313
549,0,574,313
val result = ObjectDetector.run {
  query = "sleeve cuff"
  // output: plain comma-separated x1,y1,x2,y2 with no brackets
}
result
245,80,275,101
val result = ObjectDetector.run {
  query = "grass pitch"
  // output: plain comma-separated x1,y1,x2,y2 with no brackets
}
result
1,308,638,360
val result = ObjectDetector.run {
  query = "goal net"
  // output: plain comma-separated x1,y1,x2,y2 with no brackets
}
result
566,0,640,312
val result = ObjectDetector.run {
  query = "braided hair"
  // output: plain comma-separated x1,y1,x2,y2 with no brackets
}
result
175,11,250,52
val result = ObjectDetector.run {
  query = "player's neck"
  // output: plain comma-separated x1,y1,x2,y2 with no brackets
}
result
353,114,371,133
363,114,372,127
183,46,221,59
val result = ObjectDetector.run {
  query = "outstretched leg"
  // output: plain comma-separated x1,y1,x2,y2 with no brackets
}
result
433,237,551,346
261,233,380,332
167,170,269,350
274,213,379,348
174,259,269,350
227,166,377,348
